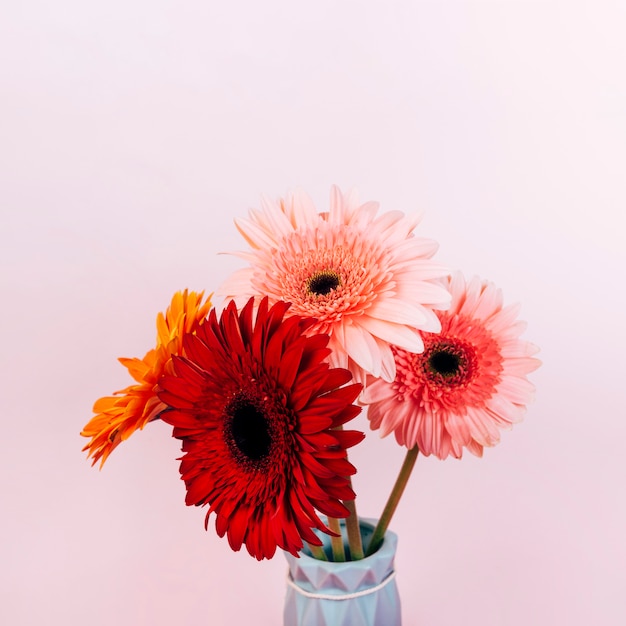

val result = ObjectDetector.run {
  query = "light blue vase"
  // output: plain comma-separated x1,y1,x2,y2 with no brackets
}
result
283,518,401,626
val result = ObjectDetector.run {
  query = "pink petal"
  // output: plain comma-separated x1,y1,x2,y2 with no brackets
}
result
365,298,430,326
234,216,277,251
341,320,381,376
357,316,425,353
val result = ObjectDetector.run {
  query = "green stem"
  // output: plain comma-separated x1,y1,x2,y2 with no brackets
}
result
366,445,419,557
343,495,364,560
331,424,363,560
327,517,346,562
306,542,328,561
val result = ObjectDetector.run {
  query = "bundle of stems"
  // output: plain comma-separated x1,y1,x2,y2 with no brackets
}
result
311,446,419,561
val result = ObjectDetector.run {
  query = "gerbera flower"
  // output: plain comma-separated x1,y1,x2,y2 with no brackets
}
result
361,273,540,459
81,290,212,467
157,296,364,560
218,186,450,383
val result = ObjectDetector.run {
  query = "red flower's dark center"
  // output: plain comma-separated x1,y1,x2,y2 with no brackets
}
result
225,392,272,464
306,270,341,296
424,340,476,386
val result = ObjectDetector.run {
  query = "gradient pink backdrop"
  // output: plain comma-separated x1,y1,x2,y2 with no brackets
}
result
2,1,625,625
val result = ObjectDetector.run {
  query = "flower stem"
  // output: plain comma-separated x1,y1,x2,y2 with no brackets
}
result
327,517,346,562
343,495,364,560
306,542,328,561
332,424,363,560
366,445,419,557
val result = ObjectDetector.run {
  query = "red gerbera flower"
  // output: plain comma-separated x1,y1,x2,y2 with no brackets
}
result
158,297,364,560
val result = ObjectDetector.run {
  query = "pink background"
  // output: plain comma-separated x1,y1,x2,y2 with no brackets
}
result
2,1,625,625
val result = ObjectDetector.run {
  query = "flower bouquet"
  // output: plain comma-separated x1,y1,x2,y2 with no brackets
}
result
82,187,540,626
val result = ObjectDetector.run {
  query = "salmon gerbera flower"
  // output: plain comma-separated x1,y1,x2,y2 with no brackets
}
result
361,273,541,459
157,297,364,560
219,186,451,383
81,290,212,467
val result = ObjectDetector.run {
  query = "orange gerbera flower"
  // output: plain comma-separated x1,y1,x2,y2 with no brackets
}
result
81,290,212,467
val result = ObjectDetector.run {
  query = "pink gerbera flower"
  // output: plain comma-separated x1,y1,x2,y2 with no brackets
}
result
361,272,541,459
219,186,450,383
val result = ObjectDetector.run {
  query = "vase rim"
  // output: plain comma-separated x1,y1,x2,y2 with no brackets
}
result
284,516,398,566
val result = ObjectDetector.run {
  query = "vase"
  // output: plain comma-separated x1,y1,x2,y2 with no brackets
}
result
283,518,401,626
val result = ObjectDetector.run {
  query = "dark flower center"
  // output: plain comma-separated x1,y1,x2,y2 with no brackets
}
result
307,270,341,296
428,350,461,377
423,339,476,387
226,393,272,463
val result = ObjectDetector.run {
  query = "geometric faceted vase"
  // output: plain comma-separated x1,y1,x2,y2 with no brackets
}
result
283,518,401,626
